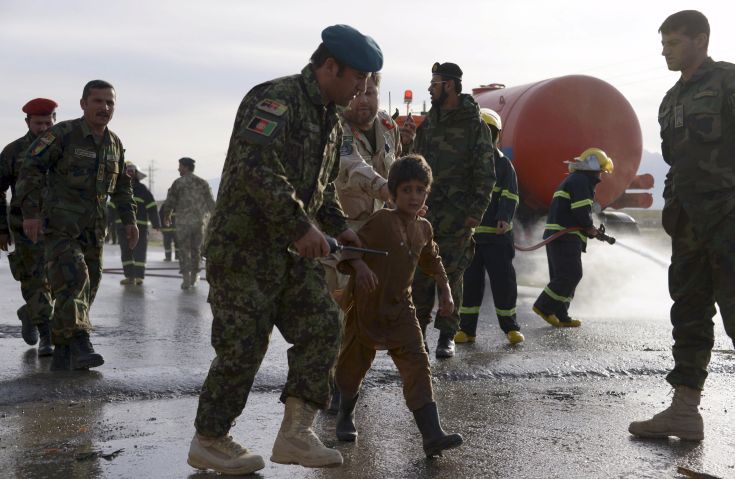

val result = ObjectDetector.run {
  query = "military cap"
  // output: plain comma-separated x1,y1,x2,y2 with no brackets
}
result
125,161,147,180
321,24,383,72
22,98,58,116
179,157,195,168
432,62,463,81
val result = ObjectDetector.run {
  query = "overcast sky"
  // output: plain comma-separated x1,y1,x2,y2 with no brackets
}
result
2,0,733,198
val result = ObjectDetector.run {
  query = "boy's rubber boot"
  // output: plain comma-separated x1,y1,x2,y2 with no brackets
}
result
413,402,463,457
435,333,455,358
628,386,704,441
187,433,265,475
271,397,343,467
37,321,53,356
70,332,104,370
336,394,359,442
18,305,38,345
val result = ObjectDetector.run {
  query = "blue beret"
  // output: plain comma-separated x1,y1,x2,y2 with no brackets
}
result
321,24,383,72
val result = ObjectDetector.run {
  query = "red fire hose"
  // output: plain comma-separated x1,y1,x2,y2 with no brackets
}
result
514,225,615,252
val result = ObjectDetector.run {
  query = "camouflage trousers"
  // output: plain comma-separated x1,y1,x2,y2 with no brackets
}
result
194,256,341,438
7,235,53,326
44,230,103,344
175,223,203,275
666,211,735,390
412,232,475,336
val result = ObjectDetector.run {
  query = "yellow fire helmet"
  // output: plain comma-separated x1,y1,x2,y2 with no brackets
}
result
566,147,614,174
479,108,502,131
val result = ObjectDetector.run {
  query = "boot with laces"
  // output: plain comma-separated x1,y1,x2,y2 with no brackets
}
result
271,397,343,467
628,386,704,441
187,433,265,475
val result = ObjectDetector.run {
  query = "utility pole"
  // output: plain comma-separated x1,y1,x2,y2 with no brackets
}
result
147,159,156,196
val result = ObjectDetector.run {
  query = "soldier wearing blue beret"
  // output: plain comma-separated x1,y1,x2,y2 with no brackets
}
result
187,25,382,475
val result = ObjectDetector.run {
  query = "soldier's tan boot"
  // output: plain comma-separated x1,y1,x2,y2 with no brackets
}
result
187,433,265,475
271,397,343,468
181,271,191,290
628,386,704,441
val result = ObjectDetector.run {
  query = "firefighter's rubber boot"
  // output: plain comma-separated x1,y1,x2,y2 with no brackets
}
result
628,386,704,441
532,306,560,327
70,332,104,370
187,433,265,475
412,402,463,457
37,321,53,356
454,330,476,344
271,397,343,467
336,394,359,442
435,333,455,358
134,278,144,285
120,277,135,285
50,345,71,371
18,305,38,345
506,330,525,345
557,317,582,328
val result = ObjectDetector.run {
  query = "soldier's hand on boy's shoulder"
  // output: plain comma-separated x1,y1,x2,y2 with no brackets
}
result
353,260,378,294
294,224,330,258
437,286,454,316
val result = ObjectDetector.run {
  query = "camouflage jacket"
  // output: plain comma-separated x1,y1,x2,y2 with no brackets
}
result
413,94,496,237
336,110,401,225
474,149,519,243
16,118,135,240
162,173,214,227
204,64,348,269
660,57,735,237
0,131,35,236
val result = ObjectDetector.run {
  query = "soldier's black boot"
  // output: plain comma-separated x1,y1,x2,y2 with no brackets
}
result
70,332,104,370
50,345,71,371
336,394,359,442
37,322,53,357
435,333,455,358
412,402,463,457
18,305,38,345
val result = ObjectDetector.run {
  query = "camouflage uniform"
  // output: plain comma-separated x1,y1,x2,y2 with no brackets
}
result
16,118,135,344
162,173,215,278
410,94,496,336
0,131,54,328
659,57,735,390
194,65,348,438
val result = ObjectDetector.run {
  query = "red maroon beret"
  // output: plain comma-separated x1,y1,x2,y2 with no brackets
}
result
22,98,58,116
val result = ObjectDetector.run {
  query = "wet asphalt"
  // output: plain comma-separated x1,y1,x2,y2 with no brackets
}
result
0,234,733,479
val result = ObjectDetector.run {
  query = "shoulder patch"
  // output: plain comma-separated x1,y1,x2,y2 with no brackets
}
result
246,115,279,137
30,131,56,156
256,99,288,117
693,90,718,100
340,137,353,156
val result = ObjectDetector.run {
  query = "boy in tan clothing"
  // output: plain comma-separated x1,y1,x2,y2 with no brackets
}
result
334,154,463,457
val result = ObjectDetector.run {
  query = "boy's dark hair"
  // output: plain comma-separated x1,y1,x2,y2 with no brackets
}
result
659,10,709,46
82,80,115,100
387,154,433,197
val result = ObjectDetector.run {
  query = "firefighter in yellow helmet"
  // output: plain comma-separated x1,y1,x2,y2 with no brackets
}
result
456,108,524,345
532,148,613,327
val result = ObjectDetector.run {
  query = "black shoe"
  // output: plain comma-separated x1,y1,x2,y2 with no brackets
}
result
50,345,71,371
435,333,455,358
70,332,104,370
336,394,359,442
18,305,39,345
37,322,53,357
412,402,463,457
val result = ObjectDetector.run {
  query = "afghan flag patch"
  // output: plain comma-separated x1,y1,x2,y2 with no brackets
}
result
246,115,278,137
30,131,56,156
256,99,288,117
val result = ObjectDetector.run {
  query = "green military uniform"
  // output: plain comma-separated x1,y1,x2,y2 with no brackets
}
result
160,210,178,261
659,57,735,390
16,118,135,344
411,94,496,337
194,65,349,438
0,132,54,331
162,172,215,283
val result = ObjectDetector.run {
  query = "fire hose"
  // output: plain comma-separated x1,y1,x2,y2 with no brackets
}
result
514,224,616,252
